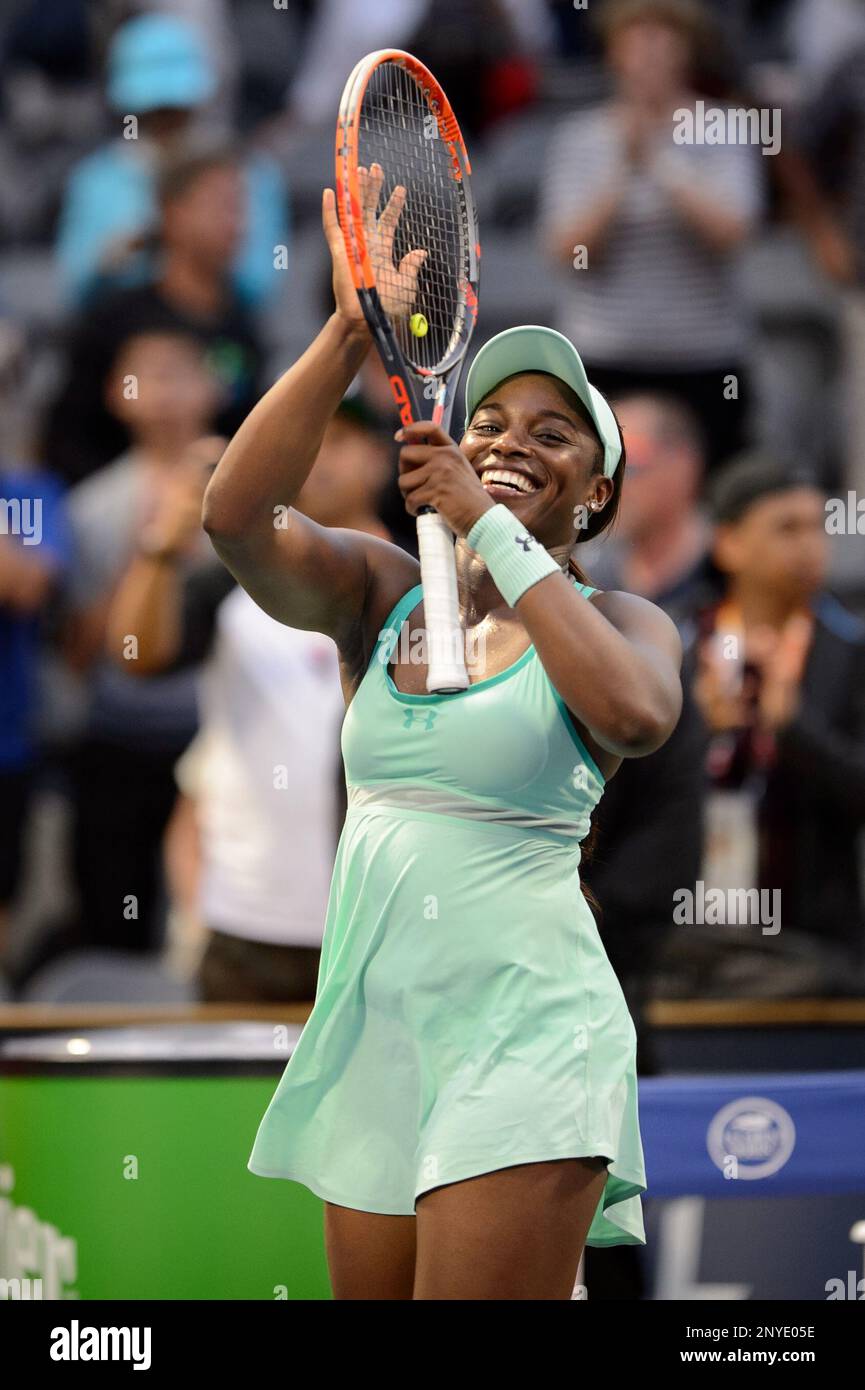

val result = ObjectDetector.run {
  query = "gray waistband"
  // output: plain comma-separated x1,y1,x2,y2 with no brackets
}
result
347,782,591,842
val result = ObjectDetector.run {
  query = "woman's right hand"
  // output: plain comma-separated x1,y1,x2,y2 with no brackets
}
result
322,162,427,330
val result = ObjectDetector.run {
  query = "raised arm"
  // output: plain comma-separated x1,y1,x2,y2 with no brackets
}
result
202,171,422,648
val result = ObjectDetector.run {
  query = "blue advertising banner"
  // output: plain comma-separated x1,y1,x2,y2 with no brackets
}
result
639,1070,865,1198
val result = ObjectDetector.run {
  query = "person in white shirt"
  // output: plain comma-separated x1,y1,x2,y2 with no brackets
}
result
106,396,391,999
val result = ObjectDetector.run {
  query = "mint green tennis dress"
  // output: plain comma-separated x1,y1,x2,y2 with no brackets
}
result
248,578,647,1245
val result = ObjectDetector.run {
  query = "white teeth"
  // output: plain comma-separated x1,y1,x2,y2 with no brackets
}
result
479,468,538,495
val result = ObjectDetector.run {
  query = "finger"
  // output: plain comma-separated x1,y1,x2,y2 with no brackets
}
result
378,180,406,234
396,461,431,491
395,421,453,446
376,183,407,255
401,486,438,518
361,162,385,223
321,188,344,254
397,445,437,471
397,458,431,486
397,246,427,285
356,166,369,233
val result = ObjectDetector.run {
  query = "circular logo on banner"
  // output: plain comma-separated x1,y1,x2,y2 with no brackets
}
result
706,1096,796,1179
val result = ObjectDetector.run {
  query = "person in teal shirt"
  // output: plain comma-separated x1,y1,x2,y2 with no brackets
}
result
55,13,288,310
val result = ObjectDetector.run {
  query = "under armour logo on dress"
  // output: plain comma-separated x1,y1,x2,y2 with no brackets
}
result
402,708,438,731
515,533,535,552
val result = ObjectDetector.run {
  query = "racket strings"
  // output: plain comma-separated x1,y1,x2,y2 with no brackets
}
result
357,61,470,373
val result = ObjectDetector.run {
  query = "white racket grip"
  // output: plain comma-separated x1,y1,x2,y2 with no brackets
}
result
416,510,469,693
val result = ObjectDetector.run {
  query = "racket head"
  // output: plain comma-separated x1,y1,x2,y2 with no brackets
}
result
335,49,480,426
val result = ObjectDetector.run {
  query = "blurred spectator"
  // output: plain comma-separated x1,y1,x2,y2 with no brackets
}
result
55,12,287,309
583,392,715,622
282,0,429,130
105,398,391,1001
228,0,308,135
582,393,709,1070
577,391,709,1299
131,0,242,130
268,0,548,143
547,0,607,60
0,317,33,465
42,141,264,485
0,463,70,966
804,39,865,495
0,0,103,247
409,0,552,137
61,329,224,955
693,456,865,979
786,0,865,102
539,0,764,470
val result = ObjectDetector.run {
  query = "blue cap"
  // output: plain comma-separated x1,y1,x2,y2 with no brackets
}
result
464,325,622,477
107,15,215,113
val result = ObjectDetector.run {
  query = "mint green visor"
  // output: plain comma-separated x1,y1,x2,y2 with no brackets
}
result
463,325,622,478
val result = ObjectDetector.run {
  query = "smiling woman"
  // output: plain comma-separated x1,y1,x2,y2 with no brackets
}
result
471,384,596,503
201,177,683,1299
461,325,628,554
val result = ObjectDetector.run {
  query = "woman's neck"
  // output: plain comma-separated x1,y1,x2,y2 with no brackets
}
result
454,534,572,626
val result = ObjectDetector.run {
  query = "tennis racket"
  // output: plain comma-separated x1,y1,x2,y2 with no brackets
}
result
335,49,480,693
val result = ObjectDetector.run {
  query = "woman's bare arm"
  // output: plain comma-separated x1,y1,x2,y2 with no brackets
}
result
202,308,378,642
516,581,683,757
203,176,423,647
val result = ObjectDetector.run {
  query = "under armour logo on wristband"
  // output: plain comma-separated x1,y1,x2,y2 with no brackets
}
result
515,533,535,552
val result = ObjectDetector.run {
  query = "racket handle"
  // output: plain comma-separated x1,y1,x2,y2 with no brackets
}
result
416,509,469,693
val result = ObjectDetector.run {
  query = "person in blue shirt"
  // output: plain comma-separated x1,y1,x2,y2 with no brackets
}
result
55,13,288,310
0,468,70,960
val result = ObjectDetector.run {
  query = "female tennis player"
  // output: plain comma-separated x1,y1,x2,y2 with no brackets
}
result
202,172,683,1300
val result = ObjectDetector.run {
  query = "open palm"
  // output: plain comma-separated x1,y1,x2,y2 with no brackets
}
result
324,162,426,325
361,163,427,317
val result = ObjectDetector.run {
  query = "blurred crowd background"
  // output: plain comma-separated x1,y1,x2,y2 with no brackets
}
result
0,0,864,1052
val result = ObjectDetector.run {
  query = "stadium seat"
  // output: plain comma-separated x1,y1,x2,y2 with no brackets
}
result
476,109,559,228
474,229,564,333
18,950,195,1005
258,223,329,371
0,248,62,332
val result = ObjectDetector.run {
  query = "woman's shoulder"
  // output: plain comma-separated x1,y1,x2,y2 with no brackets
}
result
588,585,665,616
359,534,422,633
589,587,682,651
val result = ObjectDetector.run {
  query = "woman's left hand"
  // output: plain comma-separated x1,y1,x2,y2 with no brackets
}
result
396,421,494,538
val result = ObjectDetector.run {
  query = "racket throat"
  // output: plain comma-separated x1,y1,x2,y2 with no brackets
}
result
431,385,447,426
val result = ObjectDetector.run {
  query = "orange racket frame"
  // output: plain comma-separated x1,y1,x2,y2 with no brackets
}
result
335,50,480,693
335,47,480,430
